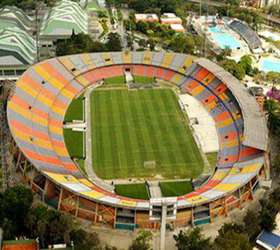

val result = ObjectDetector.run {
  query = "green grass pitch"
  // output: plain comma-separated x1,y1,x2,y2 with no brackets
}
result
64,96,84,122
103,76,126,86
160,181,193,197
63,129,84,158
114,183,149,199
206,152,218,169
133,75,155,84
90,88,204,179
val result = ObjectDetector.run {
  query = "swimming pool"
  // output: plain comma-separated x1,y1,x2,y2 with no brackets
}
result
260,58,280,73
208,26,241,50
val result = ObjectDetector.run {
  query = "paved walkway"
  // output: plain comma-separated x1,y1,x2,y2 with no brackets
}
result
148,181,162,198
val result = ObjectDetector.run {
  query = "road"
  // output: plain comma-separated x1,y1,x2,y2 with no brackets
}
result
187,0,280,26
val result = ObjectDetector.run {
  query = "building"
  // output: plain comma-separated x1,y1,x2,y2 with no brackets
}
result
135,14,159,23
2,239,38,250
243,0,280,7
0,6,37,80
160,13,182,25
256,231,280,250
259,0,280,7
7,52,268,231
0,27,37,80
40,0,88,41
160,13,184,32
170,24,185,32
0,6,35,35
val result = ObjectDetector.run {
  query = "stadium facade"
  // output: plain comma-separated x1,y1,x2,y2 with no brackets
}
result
7,51,268,229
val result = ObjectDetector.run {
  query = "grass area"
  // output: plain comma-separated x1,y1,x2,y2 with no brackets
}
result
133,75,155,84
63,129,84,158
103,76,126,86
114,183,149,200
64,96,84,122
206,152,218,169
75,158,85,174
160,181,193,197
90,88,204,179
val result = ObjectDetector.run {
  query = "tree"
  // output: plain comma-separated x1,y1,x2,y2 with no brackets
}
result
214,223,251,250
138,39,147,48
129,230,153,250
220,59,245,80
147,38,157,51
2,185,33,237
70,229,101,250
56,33,107,56
243,210,261,242
106,32,122,51
216,48,232,62
25,205,73,248
239,55,253,75
169,33,187,53
214,231,251,250
259,207,276,231
264,99,280,134
185,35,195,54
174,227,212,250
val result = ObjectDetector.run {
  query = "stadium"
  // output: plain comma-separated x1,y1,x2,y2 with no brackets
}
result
7,51,268,230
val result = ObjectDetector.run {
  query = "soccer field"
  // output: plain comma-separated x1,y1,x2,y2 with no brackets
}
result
90,88,204,180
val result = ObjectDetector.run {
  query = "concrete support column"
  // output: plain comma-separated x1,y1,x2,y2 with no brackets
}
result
160,205,167,250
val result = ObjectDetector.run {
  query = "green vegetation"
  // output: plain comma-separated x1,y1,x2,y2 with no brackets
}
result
129,230,153,250
160,181,193,197
56,33,122,56
265,99,280,134
107,0,181,13
90,88,204,179
103,75,126,85
125,17,203,54
0,185,116,249
76,158,85,173
265,4,280,18
174,227,212,250
64,96,84,122
217,54,256,81
254,71,280,86
63,129,84,158
115,183,149,199
206,152,217,169
133,75,155,84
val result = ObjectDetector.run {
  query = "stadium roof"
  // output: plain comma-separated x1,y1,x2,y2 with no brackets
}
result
228,19,262,50
0,6,34,33
40,0,88,39
7,52,267,210
0,27,37,65
195,58,268,151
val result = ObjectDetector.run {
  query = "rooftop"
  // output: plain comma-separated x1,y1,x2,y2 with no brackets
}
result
256,230,280,250
135,13,159,22
195,58,268,151
40,0,88,38
0,27,37,65
0,6,34,33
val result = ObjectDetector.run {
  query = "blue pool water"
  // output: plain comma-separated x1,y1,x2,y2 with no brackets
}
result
208,26,241,50
260,58,280,73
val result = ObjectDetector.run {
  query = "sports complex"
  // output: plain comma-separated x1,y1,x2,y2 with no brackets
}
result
7,51,269,229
